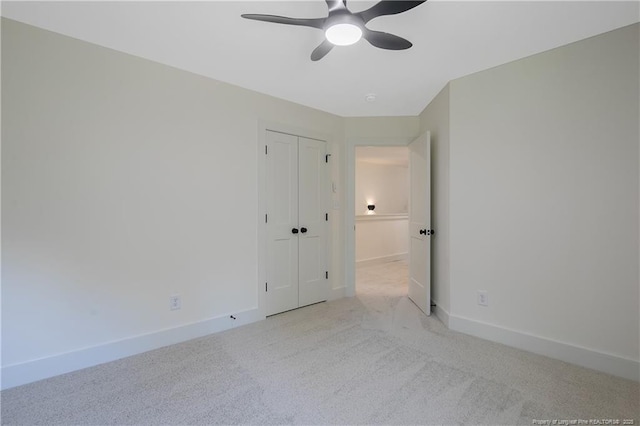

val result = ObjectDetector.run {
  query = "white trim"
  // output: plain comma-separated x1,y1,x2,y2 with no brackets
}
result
345,137,416,297
1,308,263,390
329,286,346,301
433,302,450,327
356,253,408,267
257,123,268,319
448,314,640,381
356,214,408,221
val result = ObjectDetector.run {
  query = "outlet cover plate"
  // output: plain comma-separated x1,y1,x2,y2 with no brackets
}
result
477,291,489,307
170,295,181,311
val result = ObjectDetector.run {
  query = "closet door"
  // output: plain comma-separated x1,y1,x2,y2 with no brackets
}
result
298,137,328,307
266,130,299,316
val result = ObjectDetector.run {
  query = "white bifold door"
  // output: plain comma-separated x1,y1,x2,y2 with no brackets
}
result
265,130,328,316
408,131,431,315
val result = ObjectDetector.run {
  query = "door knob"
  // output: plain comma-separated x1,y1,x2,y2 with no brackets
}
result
300,227,308,233
419,229,427,235
292,228,299,234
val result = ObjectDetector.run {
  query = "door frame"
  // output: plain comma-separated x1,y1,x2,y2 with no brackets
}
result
344,136,415,297
257,120,332,318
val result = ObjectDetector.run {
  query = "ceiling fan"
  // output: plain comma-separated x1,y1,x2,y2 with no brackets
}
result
241,1,427,61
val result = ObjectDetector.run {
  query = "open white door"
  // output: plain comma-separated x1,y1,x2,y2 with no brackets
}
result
408,132,431,315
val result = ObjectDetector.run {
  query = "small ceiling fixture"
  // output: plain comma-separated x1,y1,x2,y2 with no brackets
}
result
365,94,377,103
242,1,427,61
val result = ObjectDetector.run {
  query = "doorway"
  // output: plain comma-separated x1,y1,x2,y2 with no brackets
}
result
345,132,431,316
354,146,410,297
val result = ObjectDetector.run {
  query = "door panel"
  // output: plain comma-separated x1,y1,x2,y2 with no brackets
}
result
408,132,431,315
271,239,298,314
298,137,328,307
266,130,299,316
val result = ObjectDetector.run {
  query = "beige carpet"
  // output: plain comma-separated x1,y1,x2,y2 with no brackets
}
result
2,260,638,425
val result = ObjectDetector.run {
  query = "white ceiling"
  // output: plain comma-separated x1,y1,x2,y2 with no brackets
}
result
356,146,408,166
2,1,639,117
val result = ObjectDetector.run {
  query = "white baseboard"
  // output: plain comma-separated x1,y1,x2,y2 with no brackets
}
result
329,286,346,301
448,314,639,382
356,253,408,268
433,302,450,327
1,307,263,390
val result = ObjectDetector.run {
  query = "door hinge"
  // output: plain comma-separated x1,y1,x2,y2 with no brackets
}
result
265,214,268,223
325,213,328,221
325,271,328,279
325,154,331,163
265,145,268,155
265,282,268,292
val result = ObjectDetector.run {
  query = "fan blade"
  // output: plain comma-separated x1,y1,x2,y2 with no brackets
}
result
241,14,325,29
363,29,412,50
311,39,334,61
356,1,426,23
325,0,347,14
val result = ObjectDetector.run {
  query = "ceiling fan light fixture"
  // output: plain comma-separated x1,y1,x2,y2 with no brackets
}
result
242,0,427,60
325,23,362,46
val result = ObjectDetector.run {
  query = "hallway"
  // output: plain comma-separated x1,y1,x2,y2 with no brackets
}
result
356,259,409,300
355,259,434,335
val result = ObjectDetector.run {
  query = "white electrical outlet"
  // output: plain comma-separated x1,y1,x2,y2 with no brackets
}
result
169,295,181,311
477,291,489,307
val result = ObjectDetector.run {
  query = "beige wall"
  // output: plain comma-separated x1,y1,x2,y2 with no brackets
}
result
355,161,408,215
1,18,344,386
448,23,639,370
344,116,419,141
355,217,408,264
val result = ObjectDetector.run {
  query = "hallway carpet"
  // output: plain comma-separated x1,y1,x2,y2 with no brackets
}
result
2,260,638,424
